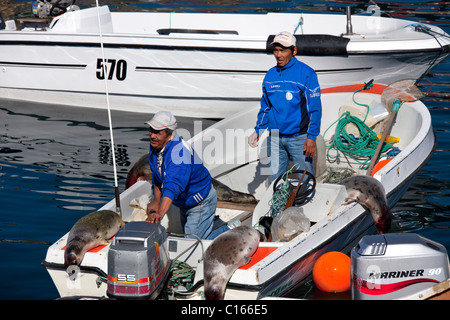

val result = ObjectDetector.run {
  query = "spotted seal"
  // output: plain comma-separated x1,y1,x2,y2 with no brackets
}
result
212,178,257,204
125,153,152,189
339,175,391,234
203,226,261,300
64,210,124,267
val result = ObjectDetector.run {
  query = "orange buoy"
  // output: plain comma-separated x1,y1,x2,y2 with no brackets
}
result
372,159,391,176
312,251,351,293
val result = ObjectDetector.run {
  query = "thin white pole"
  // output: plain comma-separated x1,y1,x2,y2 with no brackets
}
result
95,1,121,215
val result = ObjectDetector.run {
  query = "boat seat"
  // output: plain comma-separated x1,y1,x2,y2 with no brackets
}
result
216,201,256,226
18,18,52,30
266,34,350,56
301,183,347,222
157,28,238,35
217,201,257,212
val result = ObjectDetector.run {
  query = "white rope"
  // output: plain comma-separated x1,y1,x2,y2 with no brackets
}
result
95,1,121,215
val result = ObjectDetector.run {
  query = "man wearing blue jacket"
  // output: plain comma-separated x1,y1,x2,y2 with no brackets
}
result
249,31,322,182
145,111,217,239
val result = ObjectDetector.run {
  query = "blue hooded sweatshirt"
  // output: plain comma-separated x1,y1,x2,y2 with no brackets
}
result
255,57,322,141
148,134,212,209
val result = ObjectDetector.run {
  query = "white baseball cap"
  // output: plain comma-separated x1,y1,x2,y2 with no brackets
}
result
271,31,296,48
145,111,177,130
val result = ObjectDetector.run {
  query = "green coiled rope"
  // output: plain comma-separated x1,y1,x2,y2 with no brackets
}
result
268,164,300,218
324,87,394,170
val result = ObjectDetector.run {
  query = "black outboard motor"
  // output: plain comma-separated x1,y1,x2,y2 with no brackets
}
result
32,0,76,19
107,222,171,300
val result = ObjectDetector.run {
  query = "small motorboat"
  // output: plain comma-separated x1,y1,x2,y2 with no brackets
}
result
0,4,448,118
42,81,437,299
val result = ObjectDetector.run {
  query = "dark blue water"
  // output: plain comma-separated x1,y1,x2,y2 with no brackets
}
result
0,0,449,300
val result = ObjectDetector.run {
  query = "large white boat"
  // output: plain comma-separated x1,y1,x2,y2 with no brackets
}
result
0,5,448,118
42,82,437,299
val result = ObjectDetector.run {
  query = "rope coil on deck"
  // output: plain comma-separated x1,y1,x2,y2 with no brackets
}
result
268,165,300,218
324,83,395,169
166,232,205,297
325,111,394,169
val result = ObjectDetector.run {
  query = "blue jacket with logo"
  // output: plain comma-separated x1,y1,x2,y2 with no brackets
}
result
255,57,322,141
148,134,212,209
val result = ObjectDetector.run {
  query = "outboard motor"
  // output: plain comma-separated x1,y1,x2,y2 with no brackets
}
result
32,0,76,19
107,222,171,299
351,233,449,300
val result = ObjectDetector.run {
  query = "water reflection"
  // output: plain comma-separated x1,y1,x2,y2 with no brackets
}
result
0,98,216,212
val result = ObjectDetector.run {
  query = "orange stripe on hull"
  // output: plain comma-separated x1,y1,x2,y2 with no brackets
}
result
321,83,386,95
239,246,278,270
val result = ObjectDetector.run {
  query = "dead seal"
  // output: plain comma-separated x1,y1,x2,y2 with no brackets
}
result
203,226,261,300
125,153,152,189
212,178,257,204
126,153,257,204
339,175,391,234
64,210,124,267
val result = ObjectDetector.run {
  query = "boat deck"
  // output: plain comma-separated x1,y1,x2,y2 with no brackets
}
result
216,201,256,227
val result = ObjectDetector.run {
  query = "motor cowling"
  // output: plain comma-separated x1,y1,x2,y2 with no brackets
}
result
107,222,170,300
351,233,449,300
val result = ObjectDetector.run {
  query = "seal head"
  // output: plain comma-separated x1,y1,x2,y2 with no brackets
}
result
339,175,391,234
125,154,152,189
212,178,257,204
64,210,124,268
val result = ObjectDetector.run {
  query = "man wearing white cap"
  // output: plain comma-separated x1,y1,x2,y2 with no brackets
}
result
144,111,218,239
248,31,322,181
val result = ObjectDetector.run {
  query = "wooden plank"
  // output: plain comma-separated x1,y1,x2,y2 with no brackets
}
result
426,279,450,300
18,18,52,23
217,201,257,212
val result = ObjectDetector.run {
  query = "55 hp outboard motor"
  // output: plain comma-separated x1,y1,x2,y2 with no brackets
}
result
107,222,171,299
351,233,449,300
32,0,77,19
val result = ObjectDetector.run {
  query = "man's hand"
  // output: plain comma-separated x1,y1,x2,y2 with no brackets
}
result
304,138,317,158
146,200,161,223
146,196,172,224
146,200,159,215
248,132,260,148
146,210,164,223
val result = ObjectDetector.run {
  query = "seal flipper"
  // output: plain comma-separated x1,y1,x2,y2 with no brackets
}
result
342,197,356,206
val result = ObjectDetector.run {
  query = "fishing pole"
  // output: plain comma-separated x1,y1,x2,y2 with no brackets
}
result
95,1,121,216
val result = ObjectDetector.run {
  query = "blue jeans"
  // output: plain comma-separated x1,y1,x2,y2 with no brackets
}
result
180,186,217,240
268,133,313,182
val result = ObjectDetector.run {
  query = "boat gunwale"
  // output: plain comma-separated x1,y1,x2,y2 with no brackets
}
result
0,37,448,55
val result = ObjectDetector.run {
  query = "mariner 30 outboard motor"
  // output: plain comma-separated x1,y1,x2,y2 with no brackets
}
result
351,233,449,300
32,0,76,19
107,222,171,299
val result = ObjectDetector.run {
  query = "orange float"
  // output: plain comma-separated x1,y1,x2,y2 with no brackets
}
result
312,251,351,293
